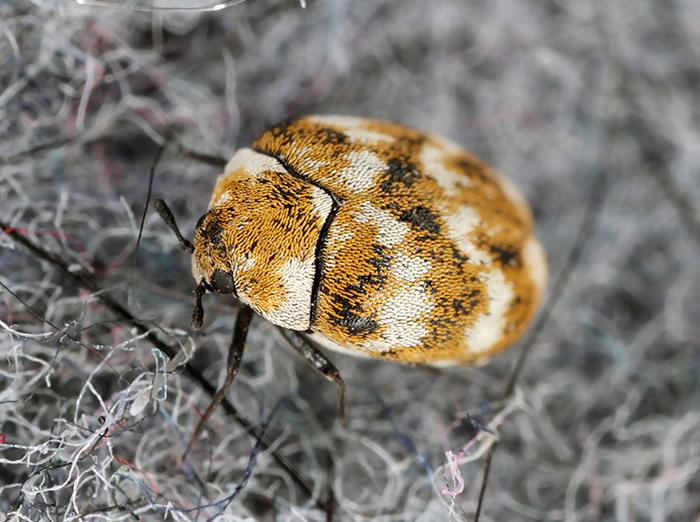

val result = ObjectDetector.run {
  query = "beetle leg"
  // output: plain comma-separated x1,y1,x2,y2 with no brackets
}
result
276,328,347,425
182,305,254,461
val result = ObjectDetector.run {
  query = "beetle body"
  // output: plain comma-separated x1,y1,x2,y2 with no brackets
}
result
192,115,546,365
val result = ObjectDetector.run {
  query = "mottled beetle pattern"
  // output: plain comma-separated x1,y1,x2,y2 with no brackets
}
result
191,115,547,365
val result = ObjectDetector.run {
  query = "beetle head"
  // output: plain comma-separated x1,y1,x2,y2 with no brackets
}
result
190,210,237,328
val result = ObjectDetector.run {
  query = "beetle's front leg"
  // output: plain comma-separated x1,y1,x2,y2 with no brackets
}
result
277,328,347,425
183,305,254,460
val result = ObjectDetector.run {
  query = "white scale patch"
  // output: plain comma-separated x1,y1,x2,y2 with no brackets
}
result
464,268,514,354
374,284,434,350
420,143,471,197
523,237,547,292
234,254,256,273
310,185,333,220
295,146,327,176
307,332,371,359
393,252,431,282
213,149,288,207
344,128,395,144
224,148,286,177
262,256,316,331
213,192,231,206
363,254,434,352
355,202,410,247
444,205,492,265
336,149,386,193
323,225,353,271
429,134,465,156
231,255,257,302
307,114,368,129
191,256,205,285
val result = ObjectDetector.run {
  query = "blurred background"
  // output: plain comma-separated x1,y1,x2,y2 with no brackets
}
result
1,0,699,520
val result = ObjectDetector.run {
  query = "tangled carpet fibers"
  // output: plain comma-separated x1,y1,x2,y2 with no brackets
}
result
1,0,699,520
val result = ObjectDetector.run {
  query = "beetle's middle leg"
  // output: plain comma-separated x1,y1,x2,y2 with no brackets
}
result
183,305,254,460
276,328,347,425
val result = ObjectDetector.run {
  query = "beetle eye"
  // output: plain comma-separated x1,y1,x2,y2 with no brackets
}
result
210,269,236,295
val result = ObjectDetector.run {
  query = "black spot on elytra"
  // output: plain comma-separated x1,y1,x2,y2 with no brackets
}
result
336,311,379,335
452,289,481,315
456,158,490,182
427,318,455,342
347,275,375,294
381,157,421,192
368,244,391,281
450,245,469,271
329,295,379,336
489,244,521,267
452,299,468,314
318,128,348,145
269,179,301,203
399,206,441,234
347,244,391,293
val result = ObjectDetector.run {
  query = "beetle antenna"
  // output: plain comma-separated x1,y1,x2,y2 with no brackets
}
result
191,282,206,330
153,198,194,252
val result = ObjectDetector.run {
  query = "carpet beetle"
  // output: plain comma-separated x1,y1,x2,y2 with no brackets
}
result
190,115,547,365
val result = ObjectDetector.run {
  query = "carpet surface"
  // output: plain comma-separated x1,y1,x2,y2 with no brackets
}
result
1,0,699,520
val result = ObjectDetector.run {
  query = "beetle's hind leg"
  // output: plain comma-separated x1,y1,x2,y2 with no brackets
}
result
277,328,347,426
182,305,254,461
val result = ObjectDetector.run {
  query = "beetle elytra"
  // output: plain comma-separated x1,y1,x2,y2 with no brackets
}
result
188,115,547,366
